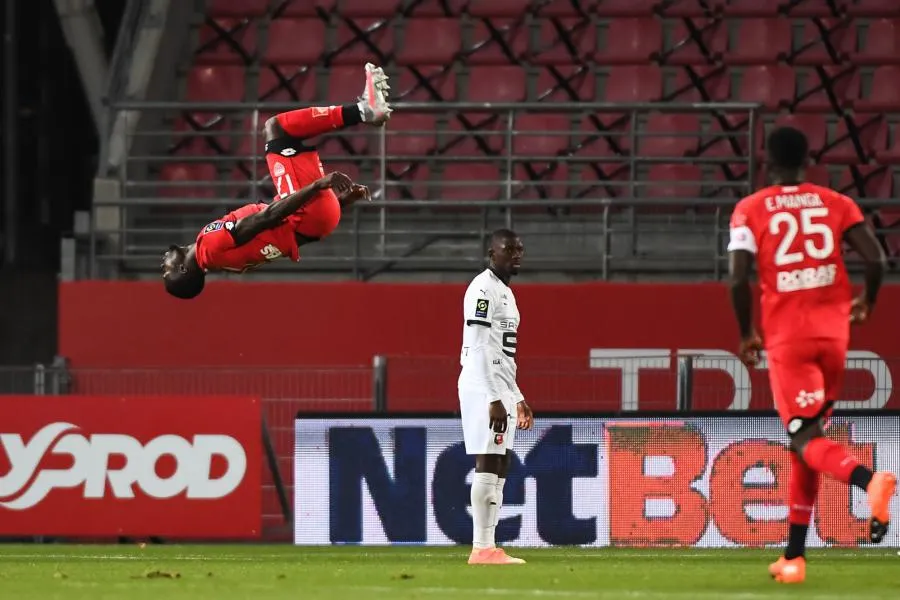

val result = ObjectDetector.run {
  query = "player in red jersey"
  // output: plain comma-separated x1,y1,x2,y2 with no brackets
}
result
161,64,391,299
728,127,896,584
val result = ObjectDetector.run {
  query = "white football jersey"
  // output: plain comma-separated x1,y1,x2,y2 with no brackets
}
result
458,268,524,402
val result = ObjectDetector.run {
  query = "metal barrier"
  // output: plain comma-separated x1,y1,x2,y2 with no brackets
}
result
86,100,782,279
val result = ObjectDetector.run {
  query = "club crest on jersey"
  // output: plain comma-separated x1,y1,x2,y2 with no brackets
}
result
280,148,297,157
475,299,489,318
494,433,504,445
273,162,286,177
203,221,224,234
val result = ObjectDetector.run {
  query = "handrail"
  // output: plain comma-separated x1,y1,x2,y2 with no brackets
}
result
110,101,764,112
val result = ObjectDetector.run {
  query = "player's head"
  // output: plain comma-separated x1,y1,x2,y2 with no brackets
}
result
161,245,205,300
766,126,809,185
488,228,524,276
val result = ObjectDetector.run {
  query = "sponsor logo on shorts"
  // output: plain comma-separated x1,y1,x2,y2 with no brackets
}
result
493,433,504,445
273,162,286,176
795,389,824,409
312,107,330,118
475,299,489,319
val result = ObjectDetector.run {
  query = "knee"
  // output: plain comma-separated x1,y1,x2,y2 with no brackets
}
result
787,416,825,455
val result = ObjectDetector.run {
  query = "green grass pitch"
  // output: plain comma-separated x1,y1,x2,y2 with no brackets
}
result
0,545,898,599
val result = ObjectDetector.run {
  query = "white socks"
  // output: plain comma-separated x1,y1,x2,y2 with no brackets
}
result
494,477,506,527
471,472,499,549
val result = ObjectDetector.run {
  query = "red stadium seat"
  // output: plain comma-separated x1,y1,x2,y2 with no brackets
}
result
818,114,884,164
805,165,833,188
467,0,533,16
187,66,246,102
663,20,728,66
536,0,594,17
792,66,860,113
392,66,458,101
264,19,325,64
837,166,892,199
466,19,528,65
873,122,900,165
513,114,572,156
658,0,723,17
578,112,632,155
384,163,431,201
274,0,337,16
854,19,900,64
512,163,570,211
854,66,900,112
736,66,795,110
532,19,596,65
644,165,703,199
195,19,257,65
444,115,507,156
790,19,856,66
466,66,527,101
702,114,763,161
670,67,731,102
158,164,217,198
441,163,503,201
326,66,368,101
772,113,828,158
603,66,663,102
596,18,662,65
638,113,700,158
385,114,439,156
535,66,596,101
396,19,462,65
595,0,659,17
257,67,317,102
847,0,900,18
786,0,850,17
207,0,269,17
724,19,791,65
403,0,468,16
340,0,403,17
331,19,394,65
720,0,781,16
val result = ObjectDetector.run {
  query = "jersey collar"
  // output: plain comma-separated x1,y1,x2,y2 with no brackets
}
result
488,265,510,287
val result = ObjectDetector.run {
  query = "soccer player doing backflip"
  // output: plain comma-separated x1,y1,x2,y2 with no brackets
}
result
458,229,535,565
162,64,392,299
727,126,896,584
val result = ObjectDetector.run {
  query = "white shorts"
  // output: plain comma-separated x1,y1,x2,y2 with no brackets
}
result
458,387,516,455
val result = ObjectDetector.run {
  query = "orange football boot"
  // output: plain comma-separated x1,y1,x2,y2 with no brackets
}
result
867,471,897,543
771,556,806,584
467,547,526,565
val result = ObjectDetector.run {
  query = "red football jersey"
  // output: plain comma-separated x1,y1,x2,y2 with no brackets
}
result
728,183,865,347
194,203,299,273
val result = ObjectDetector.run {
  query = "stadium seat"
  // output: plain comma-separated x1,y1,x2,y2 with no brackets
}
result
772,113,828,158
637,113,700,158
195,19,257,65
603,66,663,102
535,66,596,101
186,66,246,105
440,163,503,201
207,0,270,17
792,66,860,113
786,0,850,17
512,163,570,212
596,19,662,64
385,113,439,156
467,0,533,16
396,19,462,65
724,19,791,65
789,19,856,66
331,18,394,65
466,19,529,65
736,65,795,110
873,122,900,165
391,66,458,101
403,0,468,16
658,0,723,17
720,0,780,16
663,20,728,66
578,113,632,155
274,0,338,16
257,67,317,101
264,19,325,64
535,0,593,17
158,163,218,198
837,166,893,199
670,67,731,102
644,164,703,199
326,66,368,101
384,163,431,201
818,114,883,164
340,0,403,17
804,165,833,188
513,114,572,156
532,19,596,65
702,114,763,160
466,66,527,101
847,0,900,18
853,66,900,112
854,19,900,64
595,0,660,17
444,115,507,156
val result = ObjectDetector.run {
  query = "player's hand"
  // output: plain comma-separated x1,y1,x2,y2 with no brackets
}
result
516,401,534,430
488,400,508,434
339,184,371,206
738,333,763,367
850,295,871,325
318,171,353,195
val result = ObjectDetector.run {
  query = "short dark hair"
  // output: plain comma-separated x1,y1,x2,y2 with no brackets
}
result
491,228,518,244
767,127,809,171
164,269,206,299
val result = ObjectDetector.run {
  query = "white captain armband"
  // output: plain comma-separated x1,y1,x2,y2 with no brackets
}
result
727,225,757,254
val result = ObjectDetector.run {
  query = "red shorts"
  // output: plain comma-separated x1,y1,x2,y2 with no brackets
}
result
766,338,847,428
268,151,341,239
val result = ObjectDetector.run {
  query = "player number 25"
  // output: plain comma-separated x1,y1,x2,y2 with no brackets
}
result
769,207,834,266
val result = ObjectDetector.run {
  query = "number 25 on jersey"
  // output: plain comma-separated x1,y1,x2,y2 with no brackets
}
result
769,208,838,293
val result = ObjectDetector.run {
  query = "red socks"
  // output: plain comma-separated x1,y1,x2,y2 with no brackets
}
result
789,453,819,526
801,437,860,484
276,106,346,138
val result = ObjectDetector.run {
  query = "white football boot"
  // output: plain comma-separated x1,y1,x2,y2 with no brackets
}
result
358,63,392,126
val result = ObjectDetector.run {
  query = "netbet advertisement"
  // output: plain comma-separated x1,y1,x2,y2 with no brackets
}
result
294,416,900,547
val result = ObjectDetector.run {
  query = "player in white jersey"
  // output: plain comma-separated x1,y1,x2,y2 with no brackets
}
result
458,228,534,565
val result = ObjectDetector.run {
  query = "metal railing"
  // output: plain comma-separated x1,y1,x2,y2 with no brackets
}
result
84,100,781,279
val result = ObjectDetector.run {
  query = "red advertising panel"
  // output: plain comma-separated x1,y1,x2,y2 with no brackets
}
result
0,395,261,538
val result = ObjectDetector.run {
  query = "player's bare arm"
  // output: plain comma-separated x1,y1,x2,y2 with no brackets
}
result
230,172,353,246
843,223,887,324
728,250,763,367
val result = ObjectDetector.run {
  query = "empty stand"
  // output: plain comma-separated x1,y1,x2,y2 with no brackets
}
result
264,19,325,64
725,19,791,65
467,19,528,65
596,18,661,64
396,19,462,65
